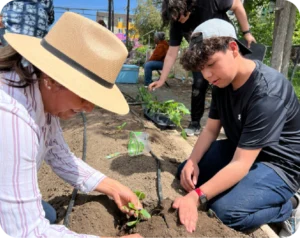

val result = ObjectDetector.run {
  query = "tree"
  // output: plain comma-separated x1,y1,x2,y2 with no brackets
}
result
134,0,166,45
270,0,297,76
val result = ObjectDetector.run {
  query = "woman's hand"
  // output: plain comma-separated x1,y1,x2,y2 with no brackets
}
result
95,178,142,216
180,159,200,192
172,191,199,233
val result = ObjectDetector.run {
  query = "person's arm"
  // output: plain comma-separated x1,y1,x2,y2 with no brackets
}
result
199,147,261,200
180,119,221,192
230,0,256,47
0,109,98,238
44,117,106,193
148,46,179,90
45,117,141,213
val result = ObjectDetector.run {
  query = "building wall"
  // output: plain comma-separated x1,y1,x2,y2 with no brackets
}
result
96,11,139,39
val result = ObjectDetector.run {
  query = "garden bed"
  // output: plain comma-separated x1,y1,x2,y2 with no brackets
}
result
38,104,268,237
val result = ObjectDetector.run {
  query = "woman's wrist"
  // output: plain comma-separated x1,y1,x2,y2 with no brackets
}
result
94,177,119,197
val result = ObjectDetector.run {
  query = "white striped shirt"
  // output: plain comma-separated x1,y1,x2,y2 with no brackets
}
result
0,70,106,237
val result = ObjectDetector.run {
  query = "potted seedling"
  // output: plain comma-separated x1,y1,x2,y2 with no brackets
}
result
123,190,151,227
138,87,190,139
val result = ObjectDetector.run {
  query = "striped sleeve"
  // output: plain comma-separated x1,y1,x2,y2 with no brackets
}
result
0,108,99,237
44,117,106,193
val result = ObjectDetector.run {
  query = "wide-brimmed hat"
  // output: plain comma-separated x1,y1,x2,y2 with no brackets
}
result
192,19,252,56
4,12,129,115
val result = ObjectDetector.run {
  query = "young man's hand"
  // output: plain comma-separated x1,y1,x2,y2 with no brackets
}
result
172,191,199,233
180,159,200,192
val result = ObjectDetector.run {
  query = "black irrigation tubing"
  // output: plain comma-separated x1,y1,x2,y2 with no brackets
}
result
63,112,87,227
150,150,164,207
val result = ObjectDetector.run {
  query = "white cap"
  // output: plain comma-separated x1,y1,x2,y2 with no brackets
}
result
192,19,252,55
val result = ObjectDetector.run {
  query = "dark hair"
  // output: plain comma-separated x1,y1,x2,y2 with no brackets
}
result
161,0,197,26
0,46,41,87
180,35,234,71
97,19,107,28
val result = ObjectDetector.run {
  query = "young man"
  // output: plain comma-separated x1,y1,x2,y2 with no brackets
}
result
144,32,169,86
174,19,300,237
149,0,256,136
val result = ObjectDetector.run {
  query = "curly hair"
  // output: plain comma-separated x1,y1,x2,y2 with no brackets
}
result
180,35,234,72
161,0,197,26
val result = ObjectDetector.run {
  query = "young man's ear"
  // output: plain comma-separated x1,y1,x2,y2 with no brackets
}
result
228,41,240,57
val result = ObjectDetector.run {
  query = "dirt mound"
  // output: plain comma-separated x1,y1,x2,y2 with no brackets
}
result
60,196,267,238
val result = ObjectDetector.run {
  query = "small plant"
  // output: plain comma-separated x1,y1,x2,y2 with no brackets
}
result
123,190,151,227
116,122,127,131
138,87,190,139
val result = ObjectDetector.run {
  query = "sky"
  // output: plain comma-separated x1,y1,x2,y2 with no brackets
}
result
53,0,138,23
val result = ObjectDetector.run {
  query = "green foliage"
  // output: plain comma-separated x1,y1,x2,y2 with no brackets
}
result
293,11,300,45
138,87,190,139
123,190,151,227
232,0,275,47
136,45,149,55
134,0,168,45
116,122,127,131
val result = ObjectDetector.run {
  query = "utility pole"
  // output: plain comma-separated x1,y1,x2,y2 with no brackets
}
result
126,0,130,47
112,0,114,33
108,0,112,31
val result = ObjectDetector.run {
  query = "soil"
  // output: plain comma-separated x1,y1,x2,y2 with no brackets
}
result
38,78,269,237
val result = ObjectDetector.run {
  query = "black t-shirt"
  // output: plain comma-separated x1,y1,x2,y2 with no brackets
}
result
169,0,233,46
209,61,300,192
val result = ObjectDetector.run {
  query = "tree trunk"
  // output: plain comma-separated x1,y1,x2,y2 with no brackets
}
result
281,3,297,76
271,0,290,71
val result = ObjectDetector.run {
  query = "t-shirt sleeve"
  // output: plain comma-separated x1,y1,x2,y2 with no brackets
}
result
238,95,287,149
215,0,233,11
208,90,220,119
169,21,183,46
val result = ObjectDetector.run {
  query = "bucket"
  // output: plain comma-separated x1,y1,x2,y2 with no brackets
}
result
128,132,150,156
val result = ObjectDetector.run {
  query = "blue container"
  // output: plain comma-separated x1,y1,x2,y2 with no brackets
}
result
116,64,139,84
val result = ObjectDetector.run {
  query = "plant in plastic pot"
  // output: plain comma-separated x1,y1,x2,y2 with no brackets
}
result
138,87,190,139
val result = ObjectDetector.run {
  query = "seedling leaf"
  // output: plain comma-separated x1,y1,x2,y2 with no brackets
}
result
134,190,145,200
126,220,138,226
140,209,151,219
128,202,136,210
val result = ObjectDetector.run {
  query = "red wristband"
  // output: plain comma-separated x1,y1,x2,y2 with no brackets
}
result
194,188,204,197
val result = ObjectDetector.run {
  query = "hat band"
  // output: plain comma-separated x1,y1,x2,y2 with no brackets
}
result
40,39,114,89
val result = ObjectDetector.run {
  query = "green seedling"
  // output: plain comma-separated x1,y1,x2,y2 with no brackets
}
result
122,190,151,227
116,122,127,131
138,87,190,139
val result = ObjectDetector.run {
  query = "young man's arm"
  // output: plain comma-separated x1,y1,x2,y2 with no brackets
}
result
173,147,261,233
199,147,261,200
180,118,222,192
230,0,256,47
148,46,179,90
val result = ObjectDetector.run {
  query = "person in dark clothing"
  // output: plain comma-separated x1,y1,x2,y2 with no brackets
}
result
144,32,169,86
149,0,256,136
174,19,300,237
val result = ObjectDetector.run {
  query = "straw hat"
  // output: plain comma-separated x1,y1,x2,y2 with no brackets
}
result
4,12,129,115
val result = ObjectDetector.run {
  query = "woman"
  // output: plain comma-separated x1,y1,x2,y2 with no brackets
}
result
144,32,169,86
0,12,142,238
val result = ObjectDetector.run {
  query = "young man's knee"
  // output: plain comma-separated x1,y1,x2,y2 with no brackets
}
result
210,202,252,231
